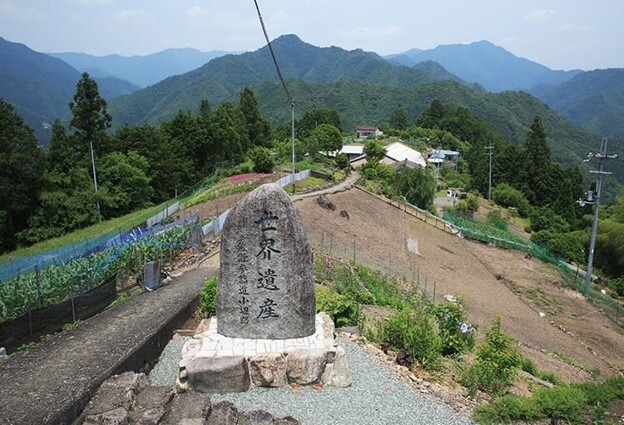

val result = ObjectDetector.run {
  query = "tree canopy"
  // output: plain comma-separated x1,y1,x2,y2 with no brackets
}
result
0,99,45,250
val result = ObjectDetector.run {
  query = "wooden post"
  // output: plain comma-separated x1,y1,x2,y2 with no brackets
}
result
69,280,76,323
35,265,42,309
27,291,33,336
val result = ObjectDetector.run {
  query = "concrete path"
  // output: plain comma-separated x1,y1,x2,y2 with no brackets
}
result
291,171,360,202
0,265,216,425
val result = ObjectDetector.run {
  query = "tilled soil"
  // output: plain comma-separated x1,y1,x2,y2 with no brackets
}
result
294,187,624,381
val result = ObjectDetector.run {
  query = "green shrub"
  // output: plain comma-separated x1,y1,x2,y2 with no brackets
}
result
520,356,539,376
199,276,217,318
533,386,586,424
431,299,476,357
315,285,360,327
362,165,378,180
492,183,530,217
472,373,624,424
473,395,541,424
461,316,521,396
609,277,624,297
376,308,442,369
248,146,275,173
575,375,624,419
530,230,584,264
335,153,349,170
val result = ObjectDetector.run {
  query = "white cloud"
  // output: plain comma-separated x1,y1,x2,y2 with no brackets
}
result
76,0,114,5
116,8,148,20
523,8,557,22
188,6,208,16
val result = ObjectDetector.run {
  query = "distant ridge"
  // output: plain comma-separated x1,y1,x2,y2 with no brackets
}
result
530,68,624,138
0,36,137,145
109,34,456,127
385,40,581,92
50,48,234,88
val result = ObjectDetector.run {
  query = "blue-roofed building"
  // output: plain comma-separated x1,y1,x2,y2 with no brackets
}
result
428,149,460,164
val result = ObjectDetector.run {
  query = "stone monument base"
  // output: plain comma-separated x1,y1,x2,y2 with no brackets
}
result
177,312,352,393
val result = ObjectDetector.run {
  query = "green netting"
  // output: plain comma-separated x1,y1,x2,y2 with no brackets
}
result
443,209,623,327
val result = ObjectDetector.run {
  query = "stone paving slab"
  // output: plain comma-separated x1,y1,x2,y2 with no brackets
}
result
181,314,329,360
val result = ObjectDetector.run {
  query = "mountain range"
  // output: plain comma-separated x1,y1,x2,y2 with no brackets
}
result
49,48,233,88
0,36,137,142
385,40,582,92
1,34,623,153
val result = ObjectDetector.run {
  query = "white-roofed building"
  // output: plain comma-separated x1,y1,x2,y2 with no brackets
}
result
326,143,367,165
381,141,426,168
355,126,383,140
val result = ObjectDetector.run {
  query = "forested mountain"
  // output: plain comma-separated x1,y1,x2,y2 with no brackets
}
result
0,37,138,144
4,34,623,149
386,41,624,136
385,40,581,92
108,34,451,127
530,69,624,139
107,34,622,187
250,79,624,185
50,48,233,88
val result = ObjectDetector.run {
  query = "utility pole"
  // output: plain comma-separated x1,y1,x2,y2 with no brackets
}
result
89,140,101,222
291,100,296,194
486,145,493,200
582,137,618,295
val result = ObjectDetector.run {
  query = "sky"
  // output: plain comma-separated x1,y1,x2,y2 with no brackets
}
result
0,0,622,71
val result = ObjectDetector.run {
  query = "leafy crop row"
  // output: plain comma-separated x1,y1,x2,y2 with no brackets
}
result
0,225,191,323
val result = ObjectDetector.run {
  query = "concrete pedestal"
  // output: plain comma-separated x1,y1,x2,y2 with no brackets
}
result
177,313,351,393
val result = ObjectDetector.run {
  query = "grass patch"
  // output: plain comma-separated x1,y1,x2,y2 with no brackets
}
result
282,177,326,193
526,286,563,315
473,376,624,424
0,202,176,261
185,180,260,208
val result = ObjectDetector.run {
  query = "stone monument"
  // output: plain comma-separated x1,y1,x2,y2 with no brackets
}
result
217,183,316,339
178,183,351,393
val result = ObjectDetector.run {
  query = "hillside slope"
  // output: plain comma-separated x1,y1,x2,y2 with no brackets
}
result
184,182,624,381
296,188,623,381
530,68,624,138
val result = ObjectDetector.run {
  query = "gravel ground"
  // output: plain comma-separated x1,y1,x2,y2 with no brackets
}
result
149,335,475,425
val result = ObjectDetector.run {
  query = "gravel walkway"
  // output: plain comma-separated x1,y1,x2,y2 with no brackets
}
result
149,335,475,425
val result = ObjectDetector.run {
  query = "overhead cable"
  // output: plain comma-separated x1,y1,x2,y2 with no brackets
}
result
252,0,293,104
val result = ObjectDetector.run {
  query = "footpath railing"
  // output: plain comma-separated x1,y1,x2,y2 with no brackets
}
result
201,170,311,236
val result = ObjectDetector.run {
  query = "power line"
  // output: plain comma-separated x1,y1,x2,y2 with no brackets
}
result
252,0,297,193
252,0,292,104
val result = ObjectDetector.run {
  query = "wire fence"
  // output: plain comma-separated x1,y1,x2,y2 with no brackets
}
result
201,170,311,237
309,231,439,305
